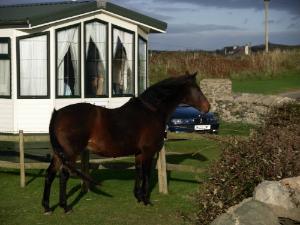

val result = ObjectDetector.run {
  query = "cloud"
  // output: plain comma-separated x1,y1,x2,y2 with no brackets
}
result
149,31,261,50
261,19,283,25
268,20,276,24
110,0,173,21
151,6,197,12
141,11,173,21
0,0,64,5
168,23,243,34
291,16,300,21
287,23,300,29
152,0,300,16
149,30,300,50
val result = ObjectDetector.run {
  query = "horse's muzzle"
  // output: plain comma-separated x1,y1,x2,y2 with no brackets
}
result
201,101,210,113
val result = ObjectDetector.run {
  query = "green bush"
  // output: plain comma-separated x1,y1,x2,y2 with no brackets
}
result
196,102,300,225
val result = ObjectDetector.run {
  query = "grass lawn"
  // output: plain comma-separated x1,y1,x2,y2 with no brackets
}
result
0,169,202,225
0,150,208,225
0,122,253,225
232,70,300,95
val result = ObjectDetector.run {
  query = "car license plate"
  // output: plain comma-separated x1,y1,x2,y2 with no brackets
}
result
194,125,211,130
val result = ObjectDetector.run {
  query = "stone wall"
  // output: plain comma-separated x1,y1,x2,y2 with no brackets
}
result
200,79,294,124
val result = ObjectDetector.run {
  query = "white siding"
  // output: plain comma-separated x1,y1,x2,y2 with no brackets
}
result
54,99,108,109
16,99,53,133
55,99,81,110
83,99,109,107
0,99,14,132
107,97,130,108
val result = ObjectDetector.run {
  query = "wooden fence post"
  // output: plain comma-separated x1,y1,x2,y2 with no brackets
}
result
19,130,25,188
157,143,168,194
81,150,90,193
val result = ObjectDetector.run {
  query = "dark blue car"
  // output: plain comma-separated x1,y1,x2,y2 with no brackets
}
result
167,105,219,133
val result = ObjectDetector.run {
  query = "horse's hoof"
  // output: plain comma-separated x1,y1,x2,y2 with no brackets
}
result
44,210,53,215
64,207,73,214
142,199,153,206
134,192,143,203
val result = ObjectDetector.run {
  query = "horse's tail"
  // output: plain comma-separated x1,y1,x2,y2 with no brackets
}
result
49,109,98,186
49,109,60,155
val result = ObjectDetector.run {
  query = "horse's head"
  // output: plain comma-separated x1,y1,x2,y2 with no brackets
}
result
181,72,210,113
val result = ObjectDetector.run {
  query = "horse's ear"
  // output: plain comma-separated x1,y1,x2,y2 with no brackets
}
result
189,72,197,80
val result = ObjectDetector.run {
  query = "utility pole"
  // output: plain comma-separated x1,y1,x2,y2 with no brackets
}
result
264,0,270,53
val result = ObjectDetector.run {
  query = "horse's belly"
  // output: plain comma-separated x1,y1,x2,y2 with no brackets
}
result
86,140,137,157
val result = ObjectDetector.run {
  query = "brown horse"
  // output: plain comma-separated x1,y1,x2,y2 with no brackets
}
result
42,72,210,214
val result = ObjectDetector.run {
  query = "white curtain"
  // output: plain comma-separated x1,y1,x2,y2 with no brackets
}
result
0,60,10,96
138,38,147,94
85,22,106,64
57,27,79,96
0,43,8,54
19,35,47,96
70,38,79,96
113,28,133,95
85,22,107,95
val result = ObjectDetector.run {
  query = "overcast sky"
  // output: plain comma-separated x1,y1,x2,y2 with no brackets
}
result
1,0,300,50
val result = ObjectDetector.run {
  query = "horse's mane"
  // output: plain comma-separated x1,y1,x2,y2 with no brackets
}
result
138,74,194,107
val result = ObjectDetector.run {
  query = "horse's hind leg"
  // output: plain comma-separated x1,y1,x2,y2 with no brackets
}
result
59,165,72,213
42,155,60,214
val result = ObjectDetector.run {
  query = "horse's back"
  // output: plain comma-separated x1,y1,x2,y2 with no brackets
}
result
53,103,99,128
50,103,101,152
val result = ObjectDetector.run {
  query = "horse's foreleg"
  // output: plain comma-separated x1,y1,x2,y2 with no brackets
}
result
134,154,143,202
134,154,153,205
141,157,153,205
59,166,72,213
42,157,59,214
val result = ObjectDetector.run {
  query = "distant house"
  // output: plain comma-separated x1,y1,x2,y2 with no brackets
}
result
0,0,167,133
224,45,239,55
222,44,250,56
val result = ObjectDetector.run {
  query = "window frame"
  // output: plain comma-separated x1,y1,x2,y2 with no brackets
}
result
84,19,109,98
16,32,50,99
137,35,148,95
111,25,135,98
55,23,81,99
0,37,11,99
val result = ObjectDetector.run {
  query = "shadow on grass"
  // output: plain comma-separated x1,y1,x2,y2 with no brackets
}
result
166,153,207,164
0,149,51,163
0,152,205,208
166,138,189,142
48,184,83,211
46,180,113,211
26,169,44,186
